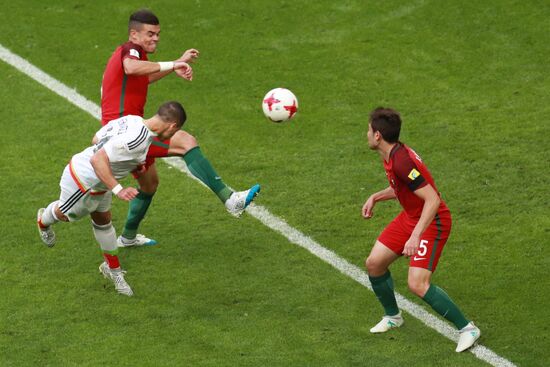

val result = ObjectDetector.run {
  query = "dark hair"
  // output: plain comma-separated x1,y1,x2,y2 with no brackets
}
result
129,9,159,32
369,107,401,143
158,101,186,127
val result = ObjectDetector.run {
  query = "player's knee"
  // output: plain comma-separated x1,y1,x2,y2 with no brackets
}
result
365,255,382,275
140,177,159,192
92,220,113,230
185,134,198,150
90,211,112,226
408,277,430,297
137,170,160,192
54,206,69,222
170,131,198,155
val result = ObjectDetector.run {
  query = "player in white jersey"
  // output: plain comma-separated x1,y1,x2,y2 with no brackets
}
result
70,115,153,194
36,101,186,296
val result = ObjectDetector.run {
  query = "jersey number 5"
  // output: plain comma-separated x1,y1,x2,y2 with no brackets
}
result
417,240,429,256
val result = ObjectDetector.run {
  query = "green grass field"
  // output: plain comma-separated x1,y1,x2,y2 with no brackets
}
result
1,1,549,366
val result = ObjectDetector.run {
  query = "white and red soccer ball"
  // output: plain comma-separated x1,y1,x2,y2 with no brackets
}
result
262,88,298,122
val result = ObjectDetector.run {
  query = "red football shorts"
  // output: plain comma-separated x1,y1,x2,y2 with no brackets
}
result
132,137,171,178
378,210,452,272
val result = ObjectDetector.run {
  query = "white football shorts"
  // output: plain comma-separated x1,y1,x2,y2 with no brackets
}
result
57,165,112,221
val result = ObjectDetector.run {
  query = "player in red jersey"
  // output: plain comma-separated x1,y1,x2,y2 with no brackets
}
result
101,9,260,247
362,107,480,352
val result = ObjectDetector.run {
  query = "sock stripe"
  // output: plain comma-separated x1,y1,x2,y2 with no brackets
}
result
38,218,47,229
92,221,113,230
102,249,119,256
103,253,120,269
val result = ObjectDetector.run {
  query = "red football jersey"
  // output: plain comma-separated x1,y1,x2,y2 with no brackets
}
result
383,143,449,219
101,42,149,125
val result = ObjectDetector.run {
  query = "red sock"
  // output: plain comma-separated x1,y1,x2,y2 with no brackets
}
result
103,254,120,269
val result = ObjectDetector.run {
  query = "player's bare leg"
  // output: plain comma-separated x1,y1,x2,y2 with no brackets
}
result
366,241,404,333
118,164,158,247
409,267,480,352
366,241,400,277
169,130,260,217
407,266,432,297
166,129,197,156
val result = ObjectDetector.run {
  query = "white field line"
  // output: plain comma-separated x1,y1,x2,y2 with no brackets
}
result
1,43,515,367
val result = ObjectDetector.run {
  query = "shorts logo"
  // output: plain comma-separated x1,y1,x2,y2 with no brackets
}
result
408,168,420,180
129,49,140,58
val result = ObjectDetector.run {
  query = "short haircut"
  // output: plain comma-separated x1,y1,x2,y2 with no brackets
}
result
128,9,159,32
369,107,401,143
157,101,186,127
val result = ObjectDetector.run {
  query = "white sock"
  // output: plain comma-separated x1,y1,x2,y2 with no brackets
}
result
92,221,117,253
40,201,60,227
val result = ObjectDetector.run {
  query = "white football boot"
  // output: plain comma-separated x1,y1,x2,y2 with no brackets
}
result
370,312,404,333
37,208,56,247
225,184,261,217
99,262,134,296
456,322,481,352
117,234,157,248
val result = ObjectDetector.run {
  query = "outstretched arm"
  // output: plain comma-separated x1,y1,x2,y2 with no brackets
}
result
123,57,167,75
362,186,396,219
147,48,199,83
123,58,193,83
90,148,139,201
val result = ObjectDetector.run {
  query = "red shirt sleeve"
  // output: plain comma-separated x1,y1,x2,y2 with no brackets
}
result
393,148,427,191
120,43,143,62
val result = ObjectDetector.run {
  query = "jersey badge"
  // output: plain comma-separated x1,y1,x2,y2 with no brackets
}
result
408,168,421,181
129,49,140,58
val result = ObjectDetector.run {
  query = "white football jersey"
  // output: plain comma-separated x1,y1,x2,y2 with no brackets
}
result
70,115,156,191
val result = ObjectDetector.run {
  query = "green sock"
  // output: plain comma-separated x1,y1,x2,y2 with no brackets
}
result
369,271,400,316
122,190,154,240
422,284,469,330
183,146,232,203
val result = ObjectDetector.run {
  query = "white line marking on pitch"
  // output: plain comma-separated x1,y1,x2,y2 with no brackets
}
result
0,43,515,367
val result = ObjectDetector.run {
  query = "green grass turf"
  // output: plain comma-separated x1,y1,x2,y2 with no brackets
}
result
1,1,549,366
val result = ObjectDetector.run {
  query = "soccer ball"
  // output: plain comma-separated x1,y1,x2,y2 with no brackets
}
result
262,88,298,122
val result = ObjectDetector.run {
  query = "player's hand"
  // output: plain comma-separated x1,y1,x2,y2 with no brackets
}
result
362,196,376,219
174,61,193,81
402,234,420,257
116,187,139,201
178,48,199,63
